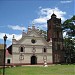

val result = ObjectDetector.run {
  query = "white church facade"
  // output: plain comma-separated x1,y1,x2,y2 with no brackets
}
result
6,25,52,65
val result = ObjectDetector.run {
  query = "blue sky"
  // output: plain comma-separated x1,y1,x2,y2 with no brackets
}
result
0,0,75,46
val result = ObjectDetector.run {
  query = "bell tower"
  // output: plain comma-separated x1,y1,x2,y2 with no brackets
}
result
47,13,63,64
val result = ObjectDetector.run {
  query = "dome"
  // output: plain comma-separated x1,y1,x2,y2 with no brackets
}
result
51,13,56,18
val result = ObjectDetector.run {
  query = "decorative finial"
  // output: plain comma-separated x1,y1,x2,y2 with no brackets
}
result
32,22,35,29
13,35,15,39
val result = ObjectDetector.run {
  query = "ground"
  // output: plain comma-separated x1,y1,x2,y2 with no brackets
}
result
0,64,75,75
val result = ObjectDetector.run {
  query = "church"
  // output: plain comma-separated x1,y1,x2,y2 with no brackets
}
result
6,13,64,66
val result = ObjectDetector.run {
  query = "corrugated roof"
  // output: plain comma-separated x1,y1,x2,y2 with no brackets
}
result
7,45,12,55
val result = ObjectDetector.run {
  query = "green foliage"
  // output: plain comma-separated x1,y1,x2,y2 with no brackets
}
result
40,30,47,40
62,15,75,37
62,15,75,63
62,15,75,45
71,15,75,20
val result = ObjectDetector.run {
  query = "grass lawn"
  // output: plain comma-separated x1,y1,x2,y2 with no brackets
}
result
0,64,75,75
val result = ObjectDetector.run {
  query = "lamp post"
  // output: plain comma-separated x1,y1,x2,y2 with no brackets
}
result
3,34,7,75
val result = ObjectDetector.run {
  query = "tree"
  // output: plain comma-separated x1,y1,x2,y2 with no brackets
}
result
62,15,75,63
62,16,75,37
40,30,47,40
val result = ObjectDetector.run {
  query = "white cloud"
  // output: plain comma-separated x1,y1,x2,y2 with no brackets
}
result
32,7,66,29
0,32,22,42
60,0,72,3
36,23,47,30
33,17,47,24
8,25,27,31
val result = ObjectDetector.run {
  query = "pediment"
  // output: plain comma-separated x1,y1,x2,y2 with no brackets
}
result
17,37,49,46
13,30,51,46
27,30,41,37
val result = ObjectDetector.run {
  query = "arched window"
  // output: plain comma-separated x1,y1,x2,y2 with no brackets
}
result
7,59,10,64
43,47,47,53
21,47,23,52
19,46,25,53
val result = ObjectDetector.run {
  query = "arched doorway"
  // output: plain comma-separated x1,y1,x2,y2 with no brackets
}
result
31,56,37,65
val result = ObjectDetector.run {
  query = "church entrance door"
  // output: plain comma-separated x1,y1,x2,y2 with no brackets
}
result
31,56,37,65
